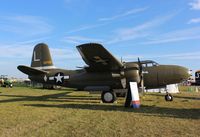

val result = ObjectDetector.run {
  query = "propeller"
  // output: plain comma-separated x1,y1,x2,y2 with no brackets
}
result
112,57,144,93
137,58,145,94
124,58,144,107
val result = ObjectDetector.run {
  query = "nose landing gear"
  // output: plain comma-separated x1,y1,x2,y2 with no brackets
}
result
165,92,173,101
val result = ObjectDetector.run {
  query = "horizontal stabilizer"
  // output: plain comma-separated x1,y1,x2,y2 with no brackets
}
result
17,65,48,76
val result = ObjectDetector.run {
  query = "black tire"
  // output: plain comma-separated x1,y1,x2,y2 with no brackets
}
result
165,94,173,101
101,91,117,103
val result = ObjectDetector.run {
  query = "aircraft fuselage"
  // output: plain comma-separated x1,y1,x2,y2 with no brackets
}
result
29,63,190,91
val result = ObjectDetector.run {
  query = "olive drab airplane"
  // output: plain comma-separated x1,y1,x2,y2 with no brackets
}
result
18,43,191,103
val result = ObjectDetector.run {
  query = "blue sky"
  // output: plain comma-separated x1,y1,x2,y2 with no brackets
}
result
0,0,200,78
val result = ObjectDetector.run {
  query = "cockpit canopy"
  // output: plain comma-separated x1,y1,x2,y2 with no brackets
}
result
140,60,159,67
125,60,159,68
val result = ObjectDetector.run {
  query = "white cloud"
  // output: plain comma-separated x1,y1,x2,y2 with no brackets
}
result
66,23,107,33
149,52,200,60
50,47,80,60
99,7,148,21
189,0,200,10
0,15,53,36
169,54,200,60
106,13,175,44
122,52,200,62
49,47,85,69
62,36,103,45
120,54,144,61
0,44,33,60
0,37,50,59
188,18,200,24
66,7,147,33
142,27,200,45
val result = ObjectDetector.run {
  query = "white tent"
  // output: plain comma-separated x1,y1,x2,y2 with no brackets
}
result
146,84,179,93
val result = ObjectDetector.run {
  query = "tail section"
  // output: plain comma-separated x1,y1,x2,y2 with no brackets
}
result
31,43,56,70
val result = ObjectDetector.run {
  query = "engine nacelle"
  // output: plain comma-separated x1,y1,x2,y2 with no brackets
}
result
124,63,140,83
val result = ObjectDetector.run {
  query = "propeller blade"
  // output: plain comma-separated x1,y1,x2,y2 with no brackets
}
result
138,57,142,74
137,57,140,63
137,57,145,93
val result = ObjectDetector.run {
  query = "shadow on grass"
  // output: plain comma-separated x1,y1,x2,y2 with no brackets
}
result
0,92,100,104
146,93,200,100
0,92,72,103
24,103,200,120
172,95,200,100
1,92,199,120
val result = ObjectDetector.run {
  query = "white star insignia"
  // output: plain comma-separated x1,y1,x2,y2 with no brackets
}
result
55,73,63,83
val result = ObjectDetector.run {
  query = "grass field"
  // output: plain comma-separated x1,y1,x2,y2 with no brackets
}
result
0,87,199,137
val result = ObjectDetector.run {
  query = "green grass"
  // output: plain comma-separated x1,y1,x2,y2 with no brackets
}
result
0,87,199,137
179,85,200,92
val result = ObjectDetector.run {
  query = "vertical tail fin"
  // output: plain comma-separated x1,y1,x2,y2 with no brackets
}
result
31,43,56,70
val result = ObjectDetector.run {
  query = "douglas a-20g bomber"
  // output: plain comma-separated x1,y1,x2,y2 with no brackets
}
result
18,43,190,103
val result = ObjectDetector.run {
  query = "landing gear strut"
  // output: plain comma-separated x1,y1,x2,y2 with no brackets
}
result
165,92,173,101
101,91,117,103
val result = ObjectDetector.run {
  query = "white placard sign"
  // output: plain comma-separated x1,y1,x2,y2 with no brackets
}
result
129,82,140,108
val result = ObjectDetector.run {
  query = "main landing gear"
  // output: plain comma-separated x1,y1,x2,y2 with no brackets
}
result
101,91,117,103
101,90,174,103
165,92,173,101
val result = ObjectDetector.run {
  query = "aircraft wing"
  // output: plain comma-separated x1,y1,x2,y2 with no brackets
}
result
17,65,48,76
76,43,123,72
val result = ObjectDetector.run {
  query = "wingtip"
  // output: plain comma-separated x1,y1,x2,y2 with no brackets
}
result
76,43,103,48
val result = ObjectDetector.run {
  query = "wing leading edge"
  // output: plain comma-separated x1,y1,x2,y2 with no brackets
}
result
76,43,123,72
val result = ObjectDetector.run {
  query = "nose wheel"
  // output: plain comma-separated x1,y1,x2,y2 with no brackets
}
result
165,93,173,101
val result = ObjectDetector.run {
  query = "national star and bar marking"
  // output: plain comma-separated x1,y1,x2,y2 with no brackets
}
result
43,73,70,83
